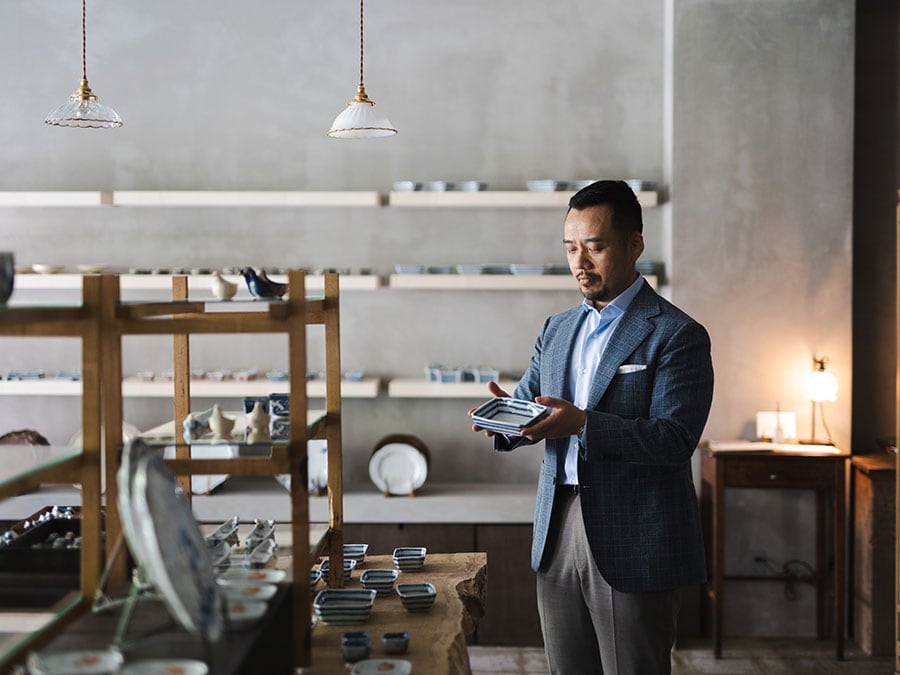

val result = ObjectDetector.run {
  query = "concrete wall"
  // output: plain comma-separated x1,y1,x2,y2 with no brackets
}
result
0,0,858,639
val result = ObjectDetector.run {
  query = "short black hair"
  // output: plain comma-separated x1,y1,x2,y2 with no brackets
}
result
567,180,643,235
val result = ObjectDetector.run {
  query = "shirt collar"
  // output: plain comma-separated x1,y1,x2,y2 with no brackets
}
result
581,272,644,317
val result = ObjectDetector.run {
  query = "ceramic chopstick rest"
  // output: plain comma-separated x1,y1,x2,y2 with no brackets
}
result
210,270,238,300
209,404,236,439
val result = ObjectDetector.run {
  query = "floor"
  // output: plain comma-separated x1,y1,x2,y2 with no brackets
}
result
468,639,895,674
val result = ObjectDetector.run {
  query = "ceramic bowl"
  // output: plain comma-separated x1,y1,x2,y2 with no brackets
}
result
344,543,369,564
341,631,372,663
396,582,437,612
360,568,399,596
382,631,410,655
319,557,357,583
313,589,376,625
392,547,426,571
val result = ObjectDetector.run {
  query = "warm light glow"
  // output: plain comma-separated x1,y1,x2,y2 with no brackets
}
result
804,357,838,403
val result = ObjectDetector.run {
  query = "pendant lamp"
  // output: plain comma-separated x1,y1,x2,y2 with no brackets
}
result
327,0,396,139
45,0,122,129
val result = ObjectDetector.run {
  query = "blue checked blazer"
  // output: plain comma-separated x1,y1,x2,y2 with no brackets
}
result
499,280,713,592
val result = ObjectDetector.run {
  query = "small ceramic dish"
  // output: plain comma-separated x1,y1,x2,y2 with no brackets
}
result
319,557,357,583
392,546,426,571
31,263,64,274
396,582,437,612
382,631,410,655
120,659,209,675
470,397,550,436
219,581,278,602
26,647,124,674
341,631,372,663
219,567,286,584
344,543,369,563
360,568,399,596
76,263,108,274
351,660,412,675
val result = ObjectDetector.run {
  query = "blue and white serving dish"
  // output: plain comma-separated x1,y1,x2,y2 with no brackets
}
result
392,547,426,572
470,397,550,436
396,583,437,612
360,569,399,596
313,588,376,625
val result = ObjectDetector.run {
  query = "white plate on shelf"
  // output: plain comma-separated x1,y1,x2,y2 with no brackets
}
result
368,443,428,495
131,445,224,641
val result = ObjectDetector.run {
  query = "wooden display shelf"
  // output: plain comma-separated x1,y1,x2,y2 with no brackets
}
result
111,190,382,207
0,378,379,398
388,273,657,291
388,189,659,208
0,191,112,206
387,379,520,398
13,273,381,292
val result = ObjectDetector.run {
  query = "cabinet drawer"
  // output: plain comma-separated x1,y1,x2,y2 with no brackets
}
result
723,457,838,488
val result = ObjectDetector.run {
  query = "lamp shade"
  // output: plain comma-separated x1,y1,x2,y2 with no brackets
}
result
327,99,396,139
45,80,122,128
804,367,838,403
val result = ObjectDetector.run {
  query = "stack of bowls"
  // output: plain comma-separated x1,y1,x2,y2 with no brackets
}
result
313,589,376,625
396,583,437,612
319,558,357,584
360,569,399,596
392,547,426,571
344,543,369,565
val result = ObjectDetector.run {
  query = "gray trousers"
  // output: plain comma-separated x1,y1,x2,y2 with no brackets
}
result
536,490,679,675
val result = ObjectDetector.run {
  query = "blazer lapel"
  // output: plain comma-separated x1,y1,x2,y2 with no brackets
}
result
586,282,659,409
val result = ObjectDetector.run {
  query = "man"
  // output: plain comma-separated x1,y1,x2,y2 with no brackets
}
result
471,180,713,674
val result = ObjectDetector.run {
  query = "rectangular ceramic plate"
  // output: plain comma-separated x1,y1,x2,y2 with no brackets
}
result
471,397,549,435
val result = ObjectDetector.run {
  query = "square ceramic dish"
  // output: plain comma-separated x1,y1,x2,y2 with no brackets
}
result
313,588,376,624
344,543,369,563
319,557,357,583
396,582,437,612
360,568,399,595
470,397,549,435
392,546,426,571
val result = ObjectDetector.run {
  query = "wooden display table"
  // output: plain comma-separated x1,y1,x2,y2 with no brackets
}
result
310,552,487,674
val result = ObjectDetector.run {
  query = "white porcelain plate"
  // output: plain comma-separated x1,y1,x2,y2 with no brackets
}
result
368,443,428,495
218,567,286,584
351,659,412,675
131,448,224,640
27,648,124,674
120,659,209,675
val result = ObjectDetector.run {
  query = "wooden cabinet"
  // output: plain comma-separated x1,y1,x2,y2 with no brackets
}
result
96,270,344,669
0,272,346,670
851,454,895,655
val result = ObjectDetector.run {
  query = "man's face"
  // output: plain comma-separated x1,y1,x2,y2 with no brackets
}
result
564,205,644,308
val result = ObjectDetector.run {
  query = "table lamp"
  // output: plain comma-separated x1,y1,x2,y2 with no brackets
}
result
802,356,838,445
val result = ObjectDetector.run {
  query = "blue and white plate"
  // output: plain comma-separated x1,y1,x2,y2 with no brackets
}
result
471,397,549,435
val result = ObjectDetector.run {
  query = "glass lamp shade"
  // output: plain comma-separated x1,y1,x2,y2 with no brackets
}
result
45,79,123,129
804,368,838,403
327,94,396,139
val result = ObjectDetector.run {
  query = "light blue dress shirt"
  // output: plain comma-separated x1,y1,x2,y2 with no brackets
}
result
559,274,645,485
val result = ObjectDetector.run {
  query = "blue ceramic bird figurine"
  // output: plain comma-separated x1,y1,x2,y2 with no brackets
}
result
240,267,288,299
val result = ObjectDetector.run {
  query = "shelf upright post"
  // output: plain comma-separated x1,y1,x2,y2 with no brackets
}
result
79,275,103,602
323,272,345,577
286,269,313,668
99,274,128,589
171,275,193,501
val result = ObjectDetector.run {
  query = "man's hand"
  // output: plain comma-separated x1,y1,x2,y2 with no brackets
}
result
468,380,511,436
519,396,587,442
